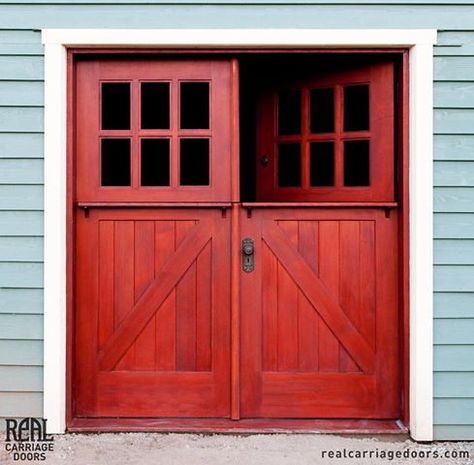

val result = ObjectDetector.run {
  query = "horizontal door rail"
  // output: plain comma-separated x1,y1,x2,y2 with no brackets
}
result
241,202,398,208
76,202,233,208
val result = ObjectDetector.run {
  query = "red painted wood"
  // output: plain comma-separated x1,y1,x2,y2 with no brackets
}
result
75,59,233,203
297,221,319,371
240,207,399,419
339,221,361,373
256,61,395,202
71,53,405,429
134,221,156,370
74,209,231,418
318,221,341,372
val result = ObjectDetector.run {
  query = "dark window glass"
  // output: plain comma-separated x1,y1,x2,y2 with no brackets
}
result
344,140,370,186
344,85,369,132
278,143,301,187
310,142,335,186
278,89,301,135
141,139,170,186
101,83,130,130
180,138,210,186
141,82,170,129
180,82,210,129
101,139,131,186
310,88,335,133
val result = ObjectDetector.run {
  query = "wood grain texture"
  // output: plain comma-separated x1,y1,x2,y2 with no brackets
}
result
256,61,394,202
240,208,399,419
75,209,230,418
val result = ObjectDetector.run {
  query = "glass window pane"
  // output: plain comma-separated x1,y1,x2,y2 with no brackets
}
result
278,89,301,135
310,142,334,186
180,138,210,186
101,139,131,186
180,82,210,129
344,140,370,186
310,88,334,133
344,85,369,132
141,83,170,129
278,143,301,187
101,83,130,130
141,139,170,186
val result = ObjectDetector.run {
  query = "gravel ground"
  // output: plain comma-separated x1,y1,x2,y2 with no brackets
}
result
1,433,474,465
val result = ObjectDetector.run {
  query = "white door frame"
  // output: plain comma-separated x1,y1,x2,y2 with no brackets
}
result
42,28,437,439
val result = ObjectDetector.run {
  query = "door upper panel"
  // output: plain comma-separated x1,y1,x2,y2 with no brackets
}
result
256,61,394,202
75,59,233,202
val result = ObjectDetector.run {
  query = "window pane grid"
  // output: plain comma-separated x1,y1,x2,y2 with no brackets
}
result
273,82,373,191
99,79,213,190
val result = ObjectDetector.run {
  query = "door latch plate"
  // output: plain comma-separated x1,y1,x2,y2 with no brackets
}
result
242,238,254,273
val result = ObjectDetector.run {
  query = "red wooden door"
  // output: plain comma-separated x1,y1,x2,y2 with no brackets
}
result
240,207,399,418
241,60,400,419
256,61,394,202
73,56,400,424
75,208,230,417
73,58,233,418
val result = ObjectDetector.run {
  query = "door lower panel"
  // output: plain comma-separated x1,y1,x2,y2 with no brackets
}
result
240,207,399,419
74,208,231,418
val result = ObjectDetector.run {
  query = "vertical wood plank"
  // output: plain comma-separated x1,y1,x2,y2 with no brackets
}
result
115,220,135,370
277,221,299,371
196,241,212,371
230,203,241,419
262,241,278,371
154,220,176,371
74,215,100,414
318,221,340,372
134,221,156,370
339,221,360,372
297,221,319,372
98,221,114,350
176,221,197,371
359,221,376,349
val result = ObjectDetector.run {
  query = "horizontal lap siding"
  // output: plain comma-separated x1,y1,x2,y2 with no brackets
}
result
0,29,44,427
434,31,474,440
0,7,471,439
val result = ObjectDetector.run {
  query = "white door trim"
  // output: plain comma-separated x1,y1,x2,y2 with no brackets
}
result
42,28,436,439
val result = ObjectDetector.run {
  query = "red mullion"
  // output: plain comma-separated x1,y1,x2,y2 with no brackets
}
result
100,130,133,137
334,85,343,189
171,79,179,189
306,133,336,142
337,131,370,141
301,87,310,189
179,129,212,138
131,80,140,189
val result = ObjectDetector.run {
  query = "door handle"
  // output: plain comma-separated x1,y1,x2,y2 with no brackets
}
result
242,238,254,273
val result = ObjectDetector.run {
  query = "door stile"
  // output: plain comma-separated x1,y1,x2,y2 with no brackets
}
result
239,211,264,417
231,204,241,419
230,58,241,419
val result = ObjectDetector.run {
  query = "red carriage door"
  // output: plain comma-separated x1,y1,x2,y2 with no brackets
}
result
74,59,232,418
241,60,400,418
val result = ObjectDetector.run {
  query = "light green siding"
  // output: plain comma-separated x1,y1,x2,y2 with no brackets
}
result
0,2,472,440
433,31,474,437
